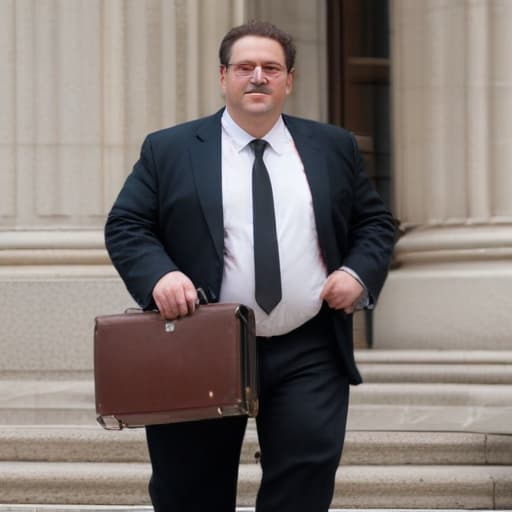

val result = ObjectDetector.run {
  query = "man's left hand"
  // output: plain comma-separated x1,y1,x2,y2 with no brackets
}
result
320,270,364,314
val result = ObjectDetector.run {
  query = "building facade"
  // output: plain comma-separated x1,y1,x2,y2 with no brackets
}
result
2,0,512,380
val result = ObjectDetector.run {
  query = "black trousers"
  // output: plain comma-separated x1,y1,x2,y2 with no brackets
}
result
146,307,350,512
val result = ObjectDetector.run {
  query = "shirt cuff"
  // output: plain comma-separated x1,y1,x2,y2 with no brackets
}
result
339,266,373,310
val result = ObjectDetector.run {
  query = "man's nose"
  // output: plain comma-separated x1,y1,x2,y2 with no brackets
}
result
250,66,266,83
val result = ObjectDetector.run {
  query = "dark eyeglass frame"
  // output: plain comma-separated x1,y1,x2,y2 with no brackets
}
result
224,62,288,78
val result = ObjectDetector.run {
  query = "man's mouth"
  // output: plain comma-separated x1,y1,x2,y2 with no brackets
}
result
245,87,271,95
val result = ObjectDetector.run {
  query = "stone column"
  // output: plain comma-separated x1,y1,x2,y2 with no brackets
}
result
374,0,512,349
0,0,246,375
1,0,245,231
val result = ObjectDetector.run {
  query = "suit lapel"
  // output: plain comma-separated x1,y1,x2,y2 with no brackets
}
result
189,110,224,263
188,111,337,271
284,115,336,271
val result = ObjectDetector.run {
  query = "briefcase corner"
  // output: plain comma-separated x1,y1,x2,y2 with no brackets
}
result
97,414,124,431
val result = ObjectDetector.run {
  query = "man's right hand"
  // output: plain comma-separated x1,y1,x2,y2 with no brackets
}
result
152,271,197,319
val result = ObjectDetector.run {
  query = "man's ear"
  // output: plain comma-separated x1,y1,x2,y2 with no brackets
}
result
219,65,227,94
285,68,295,95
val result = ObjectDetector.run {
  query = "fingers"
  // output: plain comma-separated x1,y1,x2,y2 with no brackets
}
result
320,270,363,313
152,271,198,320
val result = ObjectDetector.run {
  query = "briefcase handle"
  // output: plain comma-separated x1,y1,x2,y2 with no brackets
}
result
124,287,209,316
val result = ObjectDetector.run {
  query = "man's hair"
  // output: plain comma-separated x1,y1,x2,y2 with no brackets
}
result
219,20,296,71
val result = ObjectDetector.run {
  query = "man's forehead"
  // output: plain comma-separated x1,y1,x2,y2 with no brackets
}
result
230,35,286,62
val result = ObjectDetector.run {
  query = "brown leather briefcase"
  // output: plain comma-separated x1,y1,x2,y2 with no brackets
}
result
94,303,258,430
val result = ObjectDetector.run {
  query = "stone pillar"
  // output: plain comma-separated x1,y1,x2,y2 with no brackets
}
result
1,0,245,231
374,0,512,349
0,0,246,375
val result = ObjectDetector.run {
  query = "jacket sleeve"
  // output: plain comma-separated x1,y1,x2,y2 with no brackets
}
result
340,133,396,303
105,135,178,309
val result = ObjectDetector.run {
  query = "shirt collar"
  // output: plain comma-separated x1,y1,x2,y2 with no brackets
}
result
221,108,290,155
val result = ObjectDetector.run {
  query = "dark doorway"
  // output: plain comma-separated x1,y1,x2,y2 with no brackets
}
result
327,0,391,208
327,0,391,348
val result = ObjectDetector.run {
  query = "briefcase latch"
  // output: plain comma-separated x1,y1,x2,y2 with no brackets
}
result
165,321,176,333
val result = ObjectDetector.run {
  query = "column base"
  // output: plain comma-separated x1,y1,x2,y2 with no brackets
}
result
373,225,512,350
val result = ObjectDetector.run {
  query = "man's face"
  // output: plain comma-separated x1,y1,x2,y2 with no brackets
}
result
220,35,294,124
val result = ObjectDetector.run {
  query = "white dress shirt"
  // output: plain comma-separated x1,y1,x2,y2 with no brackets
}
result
219,110,328,337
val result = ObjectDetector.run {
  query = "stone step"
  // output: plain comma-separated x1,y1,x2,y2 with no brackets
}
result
353,382,512,405
348,382,512,434
0,509,507,512
2,348,512,433
2,378,511,433
356,350,512,384
358,363,512,384
357,350,512,364
1,424,511,465
0,374,95,425
0,462,510,509
5,376,512,408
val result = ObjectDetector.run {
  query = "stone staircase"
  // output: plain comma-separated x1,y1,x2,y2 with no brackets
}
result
0,350,511,509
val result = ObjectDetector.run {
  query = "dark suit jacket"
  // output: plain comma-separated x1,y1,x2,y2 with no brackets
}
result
105,108,396,384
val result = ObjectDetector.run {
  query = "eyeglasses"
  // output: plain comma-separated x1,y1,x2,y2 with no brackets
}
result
225,62,287,78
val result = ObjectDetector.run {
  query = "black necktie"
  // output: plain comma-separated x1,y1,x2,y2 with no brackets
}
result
251,139,282,314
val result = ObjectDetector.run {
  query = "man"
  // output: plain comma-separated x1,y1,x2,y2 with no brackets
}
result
105,20,395,512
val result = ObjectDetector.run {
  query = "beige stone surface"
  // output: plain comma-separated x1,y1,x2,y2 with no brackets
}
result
348,383,512,434
0,508,152,512
1,461,511,508
16,508,429,512
356,350,512,364
239,464,510,509
384,0,512,353
496,473,512,509
2,372,511,433
332,465,505,509
374,263,512,350
359,362,512,384
0,409,96,426
348,405,512,436
0,462,151,505
341,431,488,466
0,426,147,463
0,377,94,411
0,428,510,507
0,509,503,512
0,508,153,512
487,434,512,465
1,0,326,233
0,373,95,425
4,425,509,466
352,383,512,407
0,277,135,371
392,0,512,226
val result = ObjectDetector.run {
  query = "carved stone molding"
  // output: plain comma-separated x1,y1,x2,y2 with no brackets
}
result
0,230,110,268
395,224,512,266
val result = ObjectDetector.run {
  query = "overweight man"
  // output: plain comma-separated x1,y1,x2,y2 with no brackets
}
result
105,20,396,512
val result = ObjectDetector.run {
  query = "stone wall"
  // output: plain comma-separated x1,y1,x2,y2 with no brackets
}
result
0,0,329,373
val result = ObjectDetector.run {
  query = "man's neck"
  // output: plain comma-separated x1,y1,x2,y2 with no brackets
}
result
226,108,282,139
